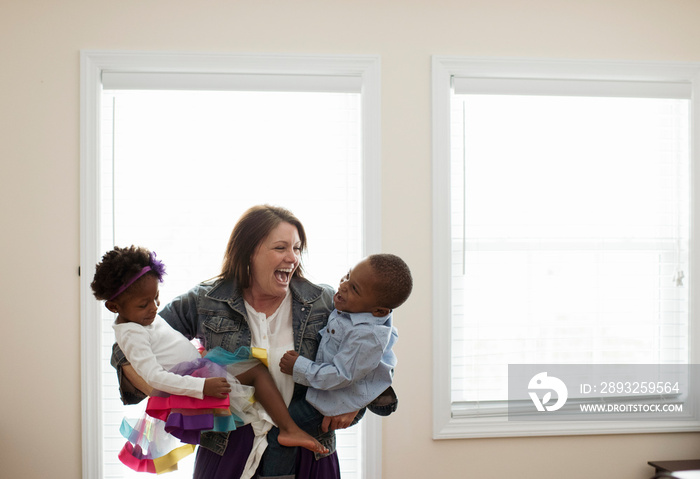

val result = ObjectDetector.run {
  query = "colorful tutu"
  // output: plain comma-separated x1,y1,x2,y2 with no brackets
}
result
118,415,196,474
118,346,265,474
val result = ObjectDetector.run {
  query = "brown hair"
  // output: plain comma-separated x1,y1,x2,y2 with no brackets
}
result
220,205,307,288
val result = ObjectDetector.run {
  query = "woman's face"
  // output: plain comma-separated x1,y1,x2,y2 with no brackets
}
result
248,221,302,299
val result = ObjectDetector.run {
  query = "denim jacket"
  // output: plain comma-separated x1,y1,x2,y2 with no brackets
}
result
159,277,332,368
111,275,357,470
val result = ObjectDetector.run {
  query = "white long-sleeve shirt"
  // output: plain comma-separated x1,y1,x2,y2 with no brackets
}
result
113,316,205,398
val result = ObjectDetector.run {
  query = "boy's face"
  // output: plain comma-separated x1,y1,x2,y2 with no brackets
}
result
107,274,161,326
334,258,388,317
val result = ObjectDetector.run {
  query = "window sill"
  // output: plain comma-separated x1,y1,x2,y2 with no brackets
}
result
434,409,700,439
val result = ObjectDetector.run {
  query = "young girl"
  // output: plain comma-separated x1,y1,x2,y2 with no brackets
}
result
92,245,326,475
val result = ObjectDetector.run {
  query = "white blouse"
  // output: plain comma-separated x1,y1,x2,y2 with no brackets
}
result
244,289,295,406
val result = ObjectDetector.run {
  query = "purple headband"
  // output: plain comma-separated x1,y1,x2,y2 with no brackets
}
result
109,251,166,301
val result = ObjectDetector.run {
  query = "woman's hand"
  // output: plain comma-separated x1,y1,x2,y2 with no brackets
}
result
203,377,231,398
321,410,359,432
279,350,299,375
122,363,154,397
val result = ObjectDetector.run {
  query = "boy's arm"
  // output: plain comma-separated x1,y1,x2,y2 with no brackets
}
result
291,326,384,390
279,350,300,375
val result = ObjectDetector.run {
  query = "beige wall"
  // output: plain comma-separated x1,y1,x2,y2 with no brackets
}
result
3,0,700,477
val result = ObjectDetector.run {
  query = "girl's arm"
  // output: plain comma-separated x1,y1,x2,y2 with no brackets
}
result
110,284,210,404
116,323,207,398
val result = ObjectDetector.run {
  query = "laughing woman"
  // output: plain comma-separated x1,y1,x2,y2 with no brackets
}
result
112,205,362,479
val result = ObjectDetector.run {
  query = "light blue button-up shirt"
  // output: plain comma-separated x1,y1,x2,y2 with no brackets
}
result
292,309,398,416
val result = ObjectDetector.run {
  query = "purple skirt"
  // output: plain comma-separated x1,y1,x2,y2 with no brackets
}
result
193,424,340,479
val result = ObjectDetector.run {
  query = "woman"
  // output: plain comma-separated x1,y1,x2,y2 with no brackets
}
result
113,205,361,478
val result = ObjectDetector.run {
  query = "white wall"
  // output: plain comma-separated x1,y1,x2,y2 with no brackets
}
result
2,1,700,477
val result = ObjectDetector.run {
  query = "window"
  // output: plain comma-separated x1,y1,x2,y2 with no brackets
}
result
432,57,700,438
81,51,382,478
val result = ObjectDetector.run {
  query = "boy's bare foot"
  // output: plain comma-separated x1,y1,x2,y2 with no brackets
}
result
278,428,329,454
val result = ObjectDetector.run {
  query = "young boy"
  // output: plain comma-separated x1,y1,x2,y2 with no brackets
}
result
279,253,412,424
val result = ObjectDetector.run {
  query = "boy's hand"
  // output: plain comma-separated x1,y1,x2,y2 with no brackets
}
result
279,350,299,375
203,377,231,398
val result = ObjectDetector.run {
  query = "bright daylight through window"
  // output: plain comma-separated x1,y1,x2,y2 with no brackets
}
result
452,94,689,403
98,89,364,478
432,58,700,438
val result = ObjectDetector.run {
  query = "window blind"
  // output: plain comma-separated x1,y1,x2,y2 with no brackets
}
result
99,88,365,478
449,80,690,413
452,77,691,99
102,72,363,93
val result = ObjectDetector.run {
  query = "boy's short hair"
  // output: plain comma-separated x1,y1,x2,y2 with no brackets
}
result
368,254,413,310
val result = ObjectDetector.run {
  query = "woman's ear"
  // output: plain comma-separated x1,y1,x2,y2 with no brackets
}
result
105,300,119,314
371,307,391,318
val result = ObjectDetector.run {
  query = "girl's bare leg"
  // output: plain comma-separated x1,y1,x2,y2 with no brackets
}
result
236,364,328,454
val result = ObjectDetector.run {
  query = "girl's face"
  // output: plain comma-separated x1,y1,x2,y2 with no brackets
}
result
248,221,302,300
109,274,161,326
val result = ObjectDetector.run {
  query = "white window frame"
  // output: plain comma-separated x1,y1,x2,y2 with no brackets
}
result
432,56,700,439
80,50,382,479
